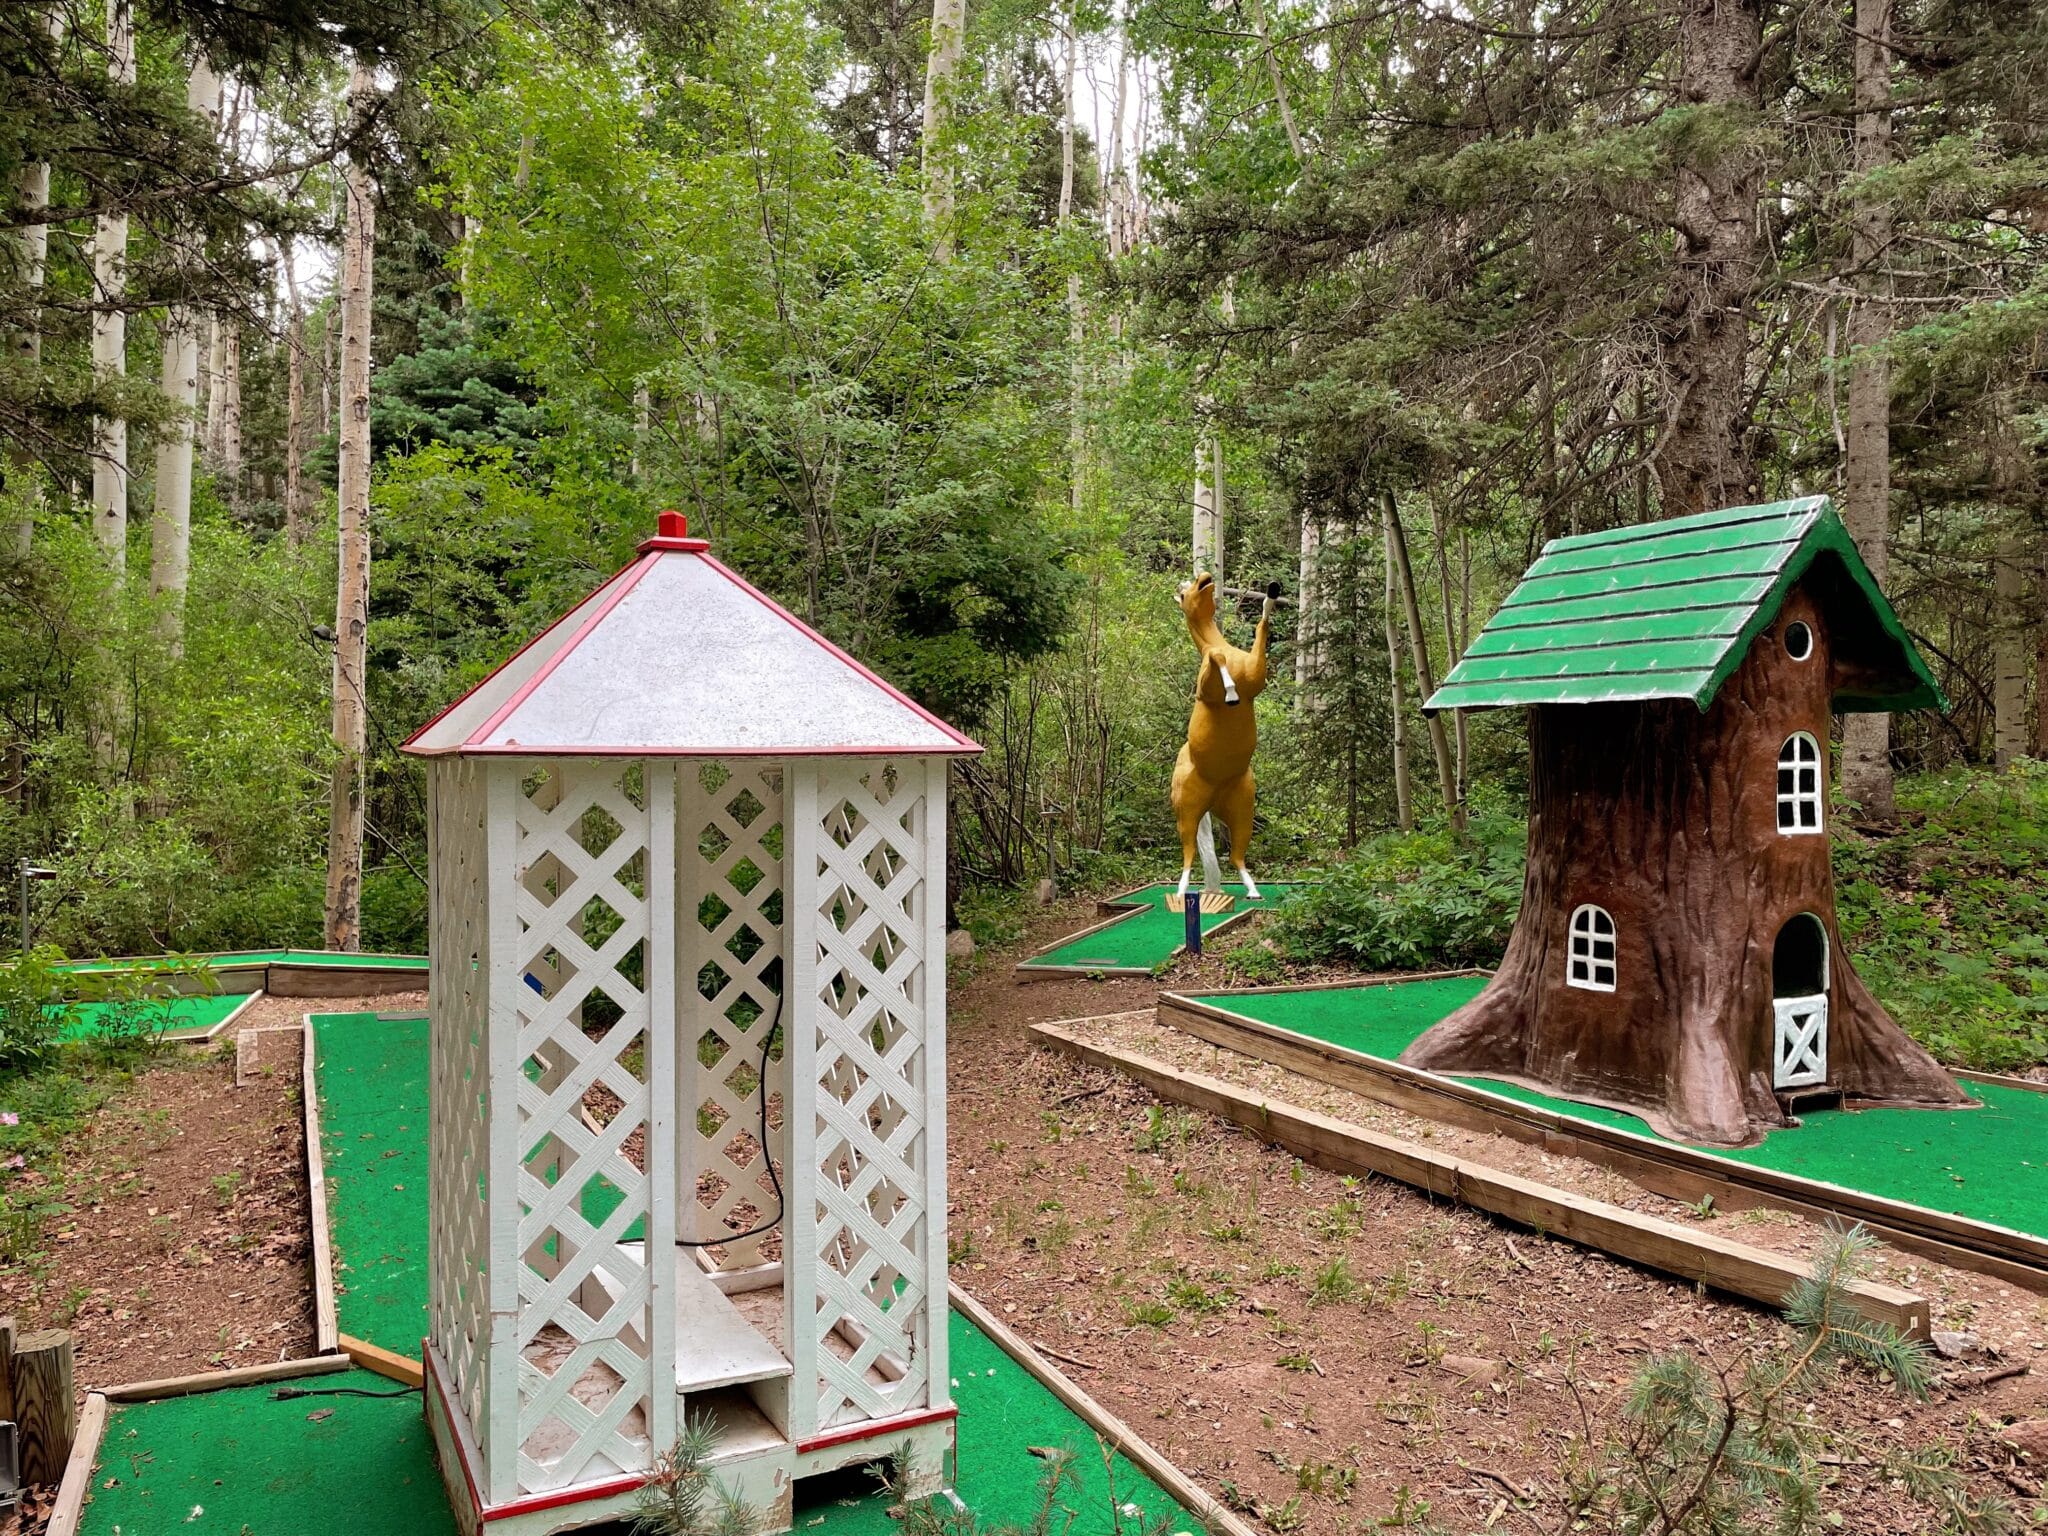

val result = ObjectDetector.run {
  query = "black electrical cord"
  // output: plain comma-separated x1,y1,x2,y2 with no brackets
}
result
678,991,785,1247
271,1385,419,1401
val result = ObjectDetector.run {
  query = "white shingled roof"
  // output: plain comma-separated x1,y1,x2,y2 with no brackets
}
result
403,516,979,758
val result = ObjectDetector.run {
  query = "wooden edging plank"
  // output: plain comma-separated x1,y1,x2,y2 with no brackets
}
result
44,1392,106,1536
1154,988,2048,1294
949,1282,1261,1536
104,1353,353,1404
1034,1023,1932,1339
303,1017,340,1355
185,987,266,1045
340,1333,424,1388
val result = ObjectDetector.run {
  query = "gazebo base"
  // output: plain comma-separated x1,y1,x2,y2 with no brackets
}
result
426,1343,956,1536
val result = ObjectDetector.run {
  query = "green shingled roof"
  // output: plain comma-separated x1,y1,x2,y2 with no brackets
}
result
1425,497,1946,714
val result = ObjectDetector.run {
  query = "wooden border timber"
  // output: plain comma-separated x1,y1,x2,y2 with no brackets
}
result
1152,981,2048,1293
948,1283,1262,1536
104,1354,353,1403
178,987,265,1044
1033,1024,1932,1338
265,963,429,999
44,1392,104,1536
303,1017,340,1355
340,1333,425,1388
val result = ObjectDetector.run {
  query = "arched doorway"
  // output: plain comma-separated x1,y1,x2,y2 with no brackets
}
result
1772,914,1830,1088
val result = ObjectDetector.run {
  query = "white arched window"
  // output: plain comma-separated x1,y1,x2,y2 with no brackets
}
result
1567,904,1616,992
1777,733,1823,834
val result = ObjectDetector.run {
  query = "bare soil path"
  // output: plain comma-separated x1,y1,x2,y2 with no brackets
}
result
952,899,2048,1534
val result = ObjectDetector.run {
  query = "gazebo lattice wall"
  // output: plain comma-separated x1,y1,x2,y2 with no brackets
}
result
412,513,973,1536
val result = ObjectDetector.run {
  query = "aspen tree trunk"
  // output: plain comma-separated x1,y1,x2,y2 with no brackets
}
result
220,325,242,500
1191,439,1223,577
1060,12,1084,522
204,320,228,463
6,8,58,557
1245,0,1305,163
920,0,965,259
151,53,221,640
1654,0,1764,518
90,0,136,567
1385,492,1462,829
1384,525,1413,832
1994,532,2027,769
325,57,377,953
280,242,309,548
1295,513,1318,693
1841,0,1896,818
2037,547,2048,759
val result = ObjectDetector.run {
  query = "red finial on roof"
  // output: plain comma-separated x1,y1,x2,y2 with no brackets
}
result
639,508,709,554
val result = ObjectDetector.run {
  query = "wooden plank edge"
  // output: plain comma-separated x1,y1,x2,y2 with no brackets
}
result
1154,991,2048,1275
184,986,267,1045
1954,1066,2048,1097
303,1017,340,1355
44,1391,106,1536
102,1353,352,1403
949,1282,1260,1536
1014,907,1160,975
1166,966,1491,1000
1034,1022,1932,1339
340,1333,425,1388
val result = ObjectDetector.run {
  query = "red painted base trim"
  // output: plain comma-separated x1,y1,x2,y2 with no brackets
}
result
481,1473,648,1523
798,1404,958,1455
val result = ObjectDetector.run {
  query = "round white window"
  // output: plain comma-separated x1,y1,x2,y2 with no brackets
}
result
1784,621,1813,661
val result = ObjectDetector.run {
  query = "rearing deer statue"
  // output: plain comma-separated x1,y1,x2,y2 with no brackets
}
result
1172,572,1280,902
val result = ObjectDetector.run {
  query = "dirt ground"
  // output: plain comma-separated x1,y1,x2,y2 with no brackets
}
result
10,915,2048,1534
953,897,2048,1535
0,990,422,1400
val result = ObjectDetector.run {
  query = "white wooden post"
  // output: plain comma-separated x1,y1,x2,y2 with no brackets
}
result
784,763,822,1440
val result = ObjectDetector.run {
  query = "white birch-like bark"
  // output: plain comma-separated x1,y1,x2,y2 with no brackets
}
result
220,325,242,498
1244,0,1305,164
151,53,222,639
7,10,59,556
280,240,309,547
91,0,137,567
325,56,378,952
1061,14,1084,521
1994,531,2028,770
920,0,965,258
1384,526,1412,831
1386,492,1462,829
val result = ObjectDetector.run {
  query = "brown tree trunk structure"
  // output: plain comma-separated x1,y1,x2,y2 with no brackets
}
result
1403,581,1967,1147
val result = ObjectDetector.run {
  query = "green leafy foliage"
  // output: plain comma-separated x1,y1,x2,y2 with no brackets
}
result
1835,765,2048,1071
1266,809,1526,970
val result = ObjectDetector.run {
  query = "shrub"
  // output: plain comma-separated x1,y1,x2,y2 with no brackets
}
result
0,947,73,1076
1267,811,1525,970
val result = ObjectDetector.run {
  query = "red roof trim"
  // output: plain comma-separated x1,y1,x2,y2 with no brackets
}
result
400,554,647,756
694,553,982,753
466,552,659,748
636,534,710,553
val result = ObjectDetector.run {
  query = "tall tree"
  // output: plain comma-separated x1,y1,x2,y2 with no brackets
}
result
90,0,137,567
279,238,310,547
325,56,377,952
150,51,222,642
920,0,963,255
1841,0,1896,817
5,6,59,556
1654,0,1765,518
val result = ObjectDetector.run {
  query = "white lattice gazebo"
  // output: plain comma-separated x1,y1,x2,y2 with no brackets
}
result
407,511,977,1535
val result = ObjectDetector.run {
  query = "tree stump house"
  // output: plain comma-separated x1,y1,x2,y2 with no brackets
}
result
403,512,977,1534
1410,496,1967,1147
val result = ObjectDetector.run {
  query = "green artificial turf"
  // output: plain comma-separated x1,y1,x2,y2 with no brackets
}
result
313,1011,434,1351
57,949,428,974
1192,978,2048,1241
79,1367,455,1536
1020,882,1299,972
293,1009,1199,1536
53,991,252,1043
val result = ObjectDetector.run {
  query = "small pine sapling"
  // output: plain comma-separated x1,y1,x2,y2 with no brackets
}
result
1566,1224,2011,1536
633,1412,758,1536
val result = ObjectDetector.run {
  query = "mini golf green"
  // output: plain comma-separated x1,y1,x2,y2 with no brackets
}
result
57,949,428,975
1189,976,2048,1242
294,1009,1195,1536
80,1366,456,1536
1020,882,1299,973
53,991,252,1043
